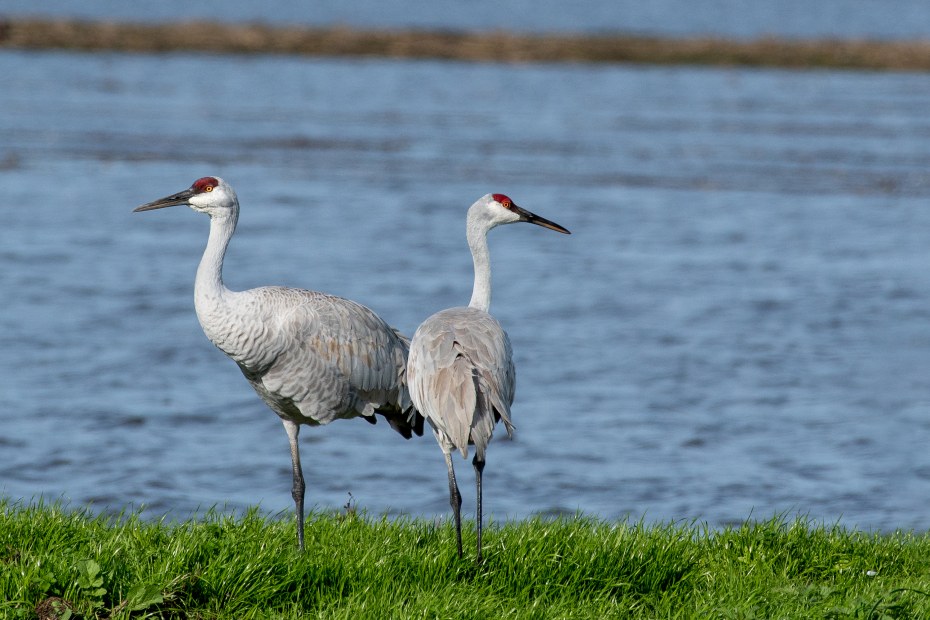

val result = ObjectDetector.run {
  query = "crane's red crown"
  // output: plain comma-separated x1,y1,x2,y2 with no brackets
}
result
491,193,513,209
193,177,219,193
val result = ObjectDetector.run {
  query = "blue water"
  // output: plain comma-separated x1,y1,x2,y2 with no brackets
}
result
2,23,930,532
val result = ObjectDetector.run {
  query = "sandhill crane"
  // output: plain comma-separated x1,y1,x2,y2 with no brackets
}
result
134,176,423,549
407,193,569,561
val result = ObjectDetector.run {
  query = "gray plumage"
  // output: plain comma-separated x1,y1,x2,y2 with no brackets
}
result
135,176,422,549
408,307,515,462
220,286,414,432
407,193,569,561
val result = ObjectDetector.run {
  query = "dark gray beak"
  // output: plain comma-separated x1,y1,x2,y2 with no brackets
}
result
133,187,196,212
512,203,571,234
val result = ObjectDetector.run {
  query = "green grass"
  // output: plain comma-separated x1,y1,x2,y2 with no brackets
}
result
2,499,930,619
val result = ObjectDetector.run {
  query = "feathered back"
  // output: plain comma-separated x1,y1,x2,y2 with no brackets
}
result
203,285,423,437
407,306,515,459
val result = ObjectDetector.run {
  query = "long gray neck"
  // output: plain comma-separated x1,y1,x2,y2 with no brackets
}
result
467,215,492,312
194,208,237,319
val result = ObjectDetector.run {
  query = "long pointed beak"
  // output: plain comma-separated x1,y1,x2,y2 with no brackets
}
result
133,187,196,212
512,204,571,234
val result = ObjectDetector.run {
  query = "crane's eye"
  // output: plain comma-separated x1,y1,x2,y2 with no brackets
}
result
491,193,513,208
192,177,220,194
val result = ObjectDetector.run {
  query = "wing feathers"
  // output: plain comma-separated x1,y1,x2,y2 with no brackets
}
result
408,307,516,460
232,287,421,436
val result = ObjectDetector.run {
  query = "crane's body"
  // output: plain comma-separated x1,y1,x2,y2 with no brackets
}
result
135,177,422,549
407,193,569,561
198,284,414,432
408,306,515,460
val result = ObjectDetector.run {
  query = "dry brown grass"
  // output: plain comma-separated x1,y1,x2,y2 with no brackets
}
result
2,17,930,70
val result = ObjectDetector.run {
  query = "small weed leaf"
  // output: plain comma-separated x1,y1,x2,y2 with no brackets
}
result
74,559,106,598
34,565,58,593
125,582,164,611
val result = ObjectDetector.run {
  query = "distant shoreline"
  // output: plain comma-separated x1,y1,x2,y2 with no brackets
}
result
2,17,930,71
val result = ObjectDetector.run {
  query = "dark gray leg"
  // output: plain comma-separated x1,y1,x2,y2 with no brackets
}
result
444,452,463,557
473,454,485,563
283,420,305,550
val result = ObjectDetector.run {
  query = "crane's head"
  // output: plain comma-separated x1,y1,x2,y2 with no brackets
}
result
134,176,238,216
471,193,571,234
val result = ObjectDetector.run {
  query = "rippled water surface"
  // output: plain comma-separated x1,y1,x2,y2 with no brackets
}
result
2,50,930,531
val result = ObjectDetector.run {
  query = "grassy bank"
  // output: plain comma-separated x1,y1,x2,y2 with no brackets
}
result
2,501,930,618
2,18,930,71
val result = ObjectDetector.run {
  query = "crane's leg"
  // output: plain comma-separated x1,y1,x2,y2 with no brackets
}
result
473,454,486,563
443,452,463,558
283,420,306,550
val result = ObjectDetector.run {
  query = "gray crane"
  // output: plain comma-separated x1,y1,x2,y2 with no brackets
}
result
407,193,569,561
134,176,423,549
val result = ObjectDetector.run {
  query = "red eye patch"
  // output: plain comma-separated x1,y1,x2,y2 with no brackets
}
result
192,177,220,193
492,193,513,208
